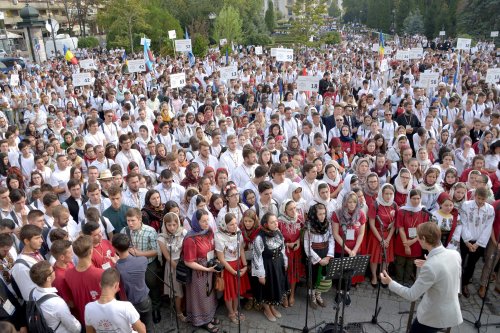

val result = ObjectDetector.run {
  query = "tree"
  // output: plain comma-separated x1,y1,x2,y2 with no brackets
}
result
403,9,424,35
64,0,102,37
143,0,183,52
328,0,341,18
264,1,275,32
214,5,243,45
290,0,328,45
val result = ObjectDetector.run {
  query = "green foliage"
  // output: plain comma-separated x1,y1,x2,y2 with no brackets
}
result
192,34,209,57
403,9,424,36
143,0,183,52
78,36,100,48
457,0,500,38
264,1,276,32
214,5,243,44
290,0,328,45
328,1,341,17
244,33,273,46
321,31,341,45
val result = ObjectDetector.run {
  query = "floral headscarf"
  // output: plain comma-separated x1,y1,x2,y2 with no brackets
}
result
335,191,361,227
308,203,329,235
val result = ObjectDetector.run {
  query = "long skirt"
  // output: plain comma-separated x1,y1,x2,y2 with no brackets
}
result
164,259,183,297
307,247,329,289
186,268,217,326
252,255,290,305
286,246,305,285
223,260,251,301
366,230,395,264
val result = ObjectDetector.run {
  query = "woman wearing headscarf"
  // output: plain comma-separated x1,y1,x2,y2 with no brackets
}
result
450,182,468,214
441,167,458,193
332,191,367,291
303,203,334,309
180,162,201,189
185,194,217,233
286,183,307,216
386,134,408,164
335,174,360,210
252,212,290,322
416,166,443,211
394,168,413,207
454,136,475,176
339,124,357,163
141,189,165,232
431,192,462,250
215,213,251,323
310,181,337,217
363,172,380,208
277,199,304,307
353,157,371,189
394,189,431,286
367,184,397,287
239,209,261,311
322,161,343,199
183,209,220,332
157,212,187,322
216,184,248,226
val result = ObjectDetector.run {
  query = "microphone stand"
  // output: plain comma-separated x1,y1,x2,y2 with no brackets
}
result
236,230,241,333
332,222,349,333
167,244,180,332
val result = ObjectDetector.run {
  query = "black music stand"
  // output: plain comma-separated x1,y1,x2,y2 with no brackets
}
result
324,255,370,333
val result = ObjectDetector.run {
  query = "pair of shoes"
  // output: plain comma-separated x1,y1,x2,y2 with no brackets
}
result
371,282,378,289
462,286,470,298
177,313,187,322
153,310,161,324
236,312,245,321
345,292,352,307
201,323,219,332
210,317,221,325
244,298,254,311
228,313,239,324
315,292,326,307
271,309,282,319
263,309,276,322
309,293,318,309
254,302,262,311
478,286,486,299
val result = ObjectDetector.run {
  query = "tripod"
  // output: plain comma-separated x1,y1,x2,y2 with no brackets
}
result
280,220,325,332
360,215,391,333
236,230,242,333
463,231,500,332
331,222,350,333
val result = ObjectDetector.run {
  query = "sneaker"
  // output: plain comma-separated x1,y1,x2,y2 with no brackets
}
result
315,292,326,307
310,294,318,309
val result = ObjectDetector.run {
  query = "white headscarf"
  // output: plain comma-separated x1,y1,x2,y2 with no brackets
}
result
394,168,413,194
322,160,342,187
400,191,423,213
376,183,395,207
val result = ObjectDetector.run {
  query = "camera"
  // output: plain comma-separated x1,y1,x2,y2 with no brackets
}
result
207,258,224,272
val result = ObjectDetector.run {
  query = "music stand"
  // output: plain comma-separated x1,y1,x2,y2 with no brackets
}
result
325,255,370,333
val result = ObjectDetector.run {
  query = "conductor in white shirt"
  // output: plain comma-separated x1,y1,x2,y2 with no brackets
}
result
380,222,463,333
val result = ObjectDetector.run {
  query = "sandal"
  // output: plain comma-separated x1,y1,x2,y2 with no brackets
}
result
177,313,187,322
201,323,219,333
263,309,276,322
228,313,239,324
236,312,246,321
210,317,221,325
271,308,282,318
244,298,254,311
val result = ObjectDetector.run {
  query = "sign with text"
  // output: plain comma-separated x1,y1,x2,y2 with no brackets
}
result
296,76,320,92
486,68,500,84
168,30,176,39
140,37,151,46
396,50,410,61
170,72,186,89
372,43,379,52
219,66,238,80
255,46,263,55
491,31,499,38
175,39,192,52
270,48,279,57
79,59,96,70
9,74,19,86
72,72,92,87
275,48,294,62
456,38,471,50
420,72,440,88
409,47,424,59
439,31,446,36
219,39,227,46
127,59,146,73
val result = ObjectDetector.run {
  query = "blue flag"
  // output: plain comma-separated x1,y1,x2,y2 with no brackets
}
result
185,28,195,67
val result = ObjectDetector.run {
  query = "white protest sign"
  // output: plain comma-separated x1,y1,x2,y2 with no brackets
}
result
219,39,227,46
270,48,279,57
219,66,238,80
396,50,410,61
491,31,499,38
140,37,151,46
72,72,92,87
380,59,389,72
409,47,423,59
79,59,96,70
275,48,294,62
485,68,500,84
255,46,263,55
385,46,392,54
456,38,471,50
372,43,379,52
168,30,176,39
175,39,192,52
420,72,440,88
127,59,146,73
439,31,446,36
296,76,320,92
170,72,186,89
9,74,19,86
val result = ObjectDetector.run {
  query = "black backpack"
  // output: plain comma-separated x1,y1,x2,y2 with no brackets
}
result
26,288,61,333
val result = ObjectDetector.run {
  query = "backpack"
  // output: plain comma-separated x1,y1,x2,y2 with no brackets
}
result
26,288,61,333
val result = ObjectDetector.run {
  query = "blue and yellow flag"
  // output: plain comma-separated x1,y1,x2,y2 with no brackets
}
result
379,31,385,61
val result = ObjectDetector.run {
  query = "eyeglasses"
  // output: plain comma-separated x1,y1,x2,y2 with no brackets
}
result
385,113,392,116
335,119,344,122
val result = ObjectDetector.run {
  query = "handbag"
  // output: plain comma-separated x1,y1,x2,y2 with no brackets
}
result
215,272,225,292
175,245,192,284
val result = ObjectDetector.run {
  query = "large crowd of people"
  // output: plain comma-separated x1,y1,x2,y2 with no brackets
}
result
0,31,498,333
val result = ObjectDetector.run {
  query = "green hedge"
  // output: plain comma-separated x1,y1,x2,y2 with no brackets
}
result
78,36,100,48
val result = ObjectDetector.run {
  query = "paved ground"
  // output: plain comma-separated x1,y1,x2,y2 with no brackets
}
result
153,261,500,333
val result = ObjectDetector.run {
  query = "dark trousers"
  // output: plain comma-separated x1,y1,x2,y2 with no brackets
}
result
460,240,485,286
409,318,440,333
134,296,154,333
146,259,162,311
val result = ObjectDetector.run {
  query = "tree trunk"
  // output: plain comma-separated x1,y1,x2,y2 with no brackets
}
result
128,17,134,53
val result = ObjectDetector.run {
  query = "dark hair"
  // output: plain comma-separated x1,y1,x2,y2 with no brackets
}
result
112,233,131,252
258,181,273,194
81,221,100,235
19,224,42,243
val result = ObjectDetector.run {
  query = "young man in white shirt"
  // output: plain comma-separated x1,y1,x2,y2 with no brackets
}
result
78,183,112,224
85,268,146,333
99,110,121,146
50,155,71,201
90,145,115,173
12,141,35,180
192,141,218,175
218,135,242,177
232,147,257,188
115,134,146,176
122,172,147,209
299,163,318,204
29,261,82,333
155,122,177,153
84,119,107,147
154,169,185,204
